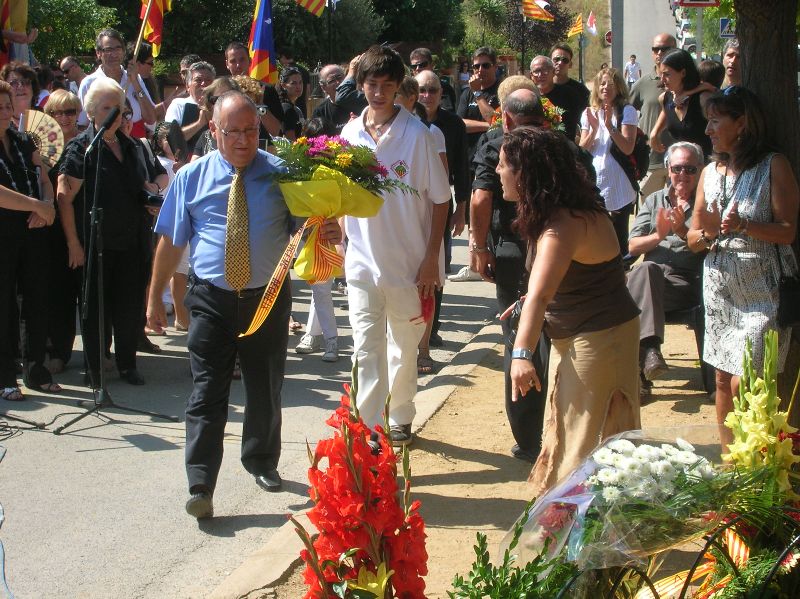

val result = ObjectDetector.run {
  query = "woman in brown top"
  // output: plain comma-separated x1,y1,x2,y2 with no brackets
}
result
498,127,641,497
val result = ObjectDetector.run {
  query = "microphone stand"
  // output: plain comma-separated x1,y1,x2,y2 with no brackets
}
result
54,130,178,435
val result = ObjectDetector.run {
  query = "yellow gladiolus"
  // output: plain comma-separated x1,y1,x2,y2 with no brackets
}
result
349,563,394,596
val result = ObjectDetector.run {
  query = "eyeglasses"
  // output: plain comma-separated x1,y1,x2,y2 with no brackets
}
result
531,69,551,76
47,108,78,118
552,56,570,64
319,76,343,87
8,79,31,88
651,46,673,53
418,86,440,94
122,111,133,121
100,45,124,54
410,61,429,71
472,62,493,71
669,164,698,175
219,127,259,139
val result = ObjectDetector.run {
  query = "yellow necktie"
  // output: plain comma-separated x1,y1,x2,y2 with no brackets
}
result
224,167,251,291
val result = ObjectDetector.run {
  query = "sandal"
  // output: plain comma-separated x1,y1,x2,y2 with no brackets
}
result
36,382,63,393
24,363,63,394
1,386,24,402
289,315,304,334
417,353,435,375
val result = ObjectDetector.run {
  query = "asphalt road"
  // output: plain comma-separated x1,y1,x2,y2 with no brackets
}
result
0,240,497,598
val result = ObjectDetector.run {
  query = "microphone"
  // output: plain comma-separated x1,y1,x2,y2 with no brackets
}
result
85,106,121,155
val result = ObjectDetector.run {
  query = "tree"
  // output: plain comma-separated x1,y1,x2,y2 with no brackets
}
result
503,0,573,66
28,0,117,64
464,0,507,47
371,0,465,47
731,0,800,420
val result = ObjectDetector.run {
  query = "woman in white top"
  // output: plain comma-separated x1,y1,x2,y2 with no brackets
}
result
580,67,639,254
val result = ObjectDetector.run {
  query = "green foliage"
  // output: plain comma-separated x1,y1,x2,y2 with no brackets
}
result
28,0,117,64
448,502,577,598
503,0,574,59
272,0,385,66
462,0,508,50
372,0,465,47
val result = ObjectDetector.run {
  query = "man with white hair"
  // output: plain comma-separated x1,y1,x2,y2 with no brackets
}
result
626,141,705,397
311,63,352,136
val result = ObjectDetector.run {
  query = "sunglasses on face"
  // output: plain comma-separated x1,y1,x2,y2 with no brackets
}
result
319,76,343,86
8,79,31,88
552,56,570,64
652,46,672,53
419,86,440,94
410,61,429,70
472,62,493,71
47,108,78,117
670,164,698,175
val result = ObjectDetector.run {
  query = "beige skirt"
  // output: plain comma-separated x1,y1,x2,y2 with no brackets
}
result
528,316,641,497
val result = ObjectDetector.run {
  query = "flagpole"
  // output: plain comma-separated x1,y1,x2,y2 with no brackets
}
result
134,0,156,60
578,32,584,83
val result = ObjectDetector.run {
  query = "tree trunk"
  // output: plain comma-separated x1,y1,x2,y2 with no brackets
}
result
735,0,800,424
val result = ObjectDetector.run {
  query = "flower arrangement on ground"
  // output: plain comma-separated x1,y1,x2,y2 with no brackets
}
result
274,136,415,284
292,382,427,598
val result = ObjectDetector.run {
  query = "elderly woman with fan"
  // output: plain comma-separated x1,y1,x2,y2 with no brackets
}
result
42,89,80,373
0,80,60,401
57,78,153,387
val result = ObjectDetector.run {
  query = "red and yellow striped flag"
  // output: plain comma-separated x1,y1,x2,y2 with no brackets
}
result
567,12,583,37
139,0,171,57
567,13,583,37
295,0,325,17
521,0,554,21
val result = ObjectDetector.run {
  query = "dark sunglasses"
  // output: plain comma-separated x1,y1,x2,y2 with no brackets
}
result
670,164,698,175
651,46,673,53
552,56,570,64
410,61,429,70
47,108,78,117
472,62,493,71
418,86,440,94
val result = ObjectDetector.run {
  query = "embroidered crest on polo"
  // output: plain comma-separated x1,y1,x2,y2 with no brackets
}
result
391,160,408,178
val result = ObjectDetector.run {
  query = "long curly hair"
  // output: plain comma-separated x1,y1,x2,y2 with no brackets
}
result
504,127,605,242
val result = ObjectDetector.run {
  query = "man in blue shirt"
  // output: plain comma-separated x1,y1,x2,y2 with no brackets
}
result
147,91,341,519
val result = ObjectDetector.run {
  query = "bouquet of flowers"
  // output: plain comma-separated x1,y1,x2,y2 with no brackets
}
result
503,431,765,574
274,136,415,284
540,98,565,132
291,383,427,598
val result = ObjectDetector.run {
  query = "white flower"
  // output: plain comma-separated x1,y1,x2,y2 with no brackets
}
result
602,486,623,502
650,460,678,480
607,439,637,456
671,450,701,467
660,443,680,456
596,467,621,485
593,447,616,466
675,438,696,452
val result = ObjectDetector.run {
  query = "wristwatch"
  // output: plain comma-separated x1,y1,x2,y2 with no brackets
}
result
470,242,490,253
511,348,534,361
135,89,145,99
473,90,484,99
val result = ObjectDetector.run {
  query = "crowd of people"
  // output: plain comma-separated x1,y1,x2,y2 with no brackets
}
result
1,26,797,517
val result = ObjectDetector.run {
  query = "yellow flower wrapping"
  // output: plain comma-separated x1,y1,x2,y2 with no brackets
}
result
279,165,384,283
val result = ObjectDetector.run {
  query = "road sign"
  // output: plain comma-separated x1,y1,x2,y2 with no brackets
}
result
678,0,719,6
605,30,612,45
719,17,735,38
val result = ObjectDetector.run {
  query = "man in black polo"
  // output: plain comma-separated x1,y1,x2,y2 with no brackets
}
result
547,43,589,142
311,63,352,136
457,46,502,165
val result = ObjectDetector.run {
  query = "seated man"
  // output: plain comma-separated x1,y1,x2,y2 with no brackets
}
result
626,141,706,398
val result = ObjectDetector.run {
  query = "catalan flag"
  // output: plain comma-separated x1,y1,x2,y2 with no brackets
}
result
140,0,171,57
0,0,10,68
295,0,325,17
567,13,583,37
249,0,278,83
521,0,554,21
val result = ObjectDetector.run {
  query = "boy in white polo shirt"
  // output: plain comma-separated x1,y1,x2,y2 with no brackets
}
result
340,46,451,445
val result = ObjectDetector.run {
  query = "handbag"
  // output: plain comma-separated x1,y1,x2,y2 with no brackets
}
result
775,245,800,328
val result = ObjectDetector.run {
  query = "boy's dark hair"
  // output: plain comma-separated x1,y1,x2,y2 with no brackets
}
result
698,59,724,89
356,45,405,85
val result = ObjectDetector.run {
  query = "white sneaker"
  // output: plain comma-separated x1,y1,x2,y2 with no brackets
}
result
447,266,483,282
322,338,339,362
295,334,322,354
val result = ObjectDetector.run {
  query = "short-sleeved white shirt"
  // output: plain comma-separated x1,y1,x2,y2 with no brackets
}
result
165,97,197,126
341,106,451,288
78,66,154,127
581,104,639,211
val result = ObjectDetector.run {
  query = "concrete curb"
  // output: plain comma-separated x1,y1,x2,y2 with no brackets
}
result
208,321,502,599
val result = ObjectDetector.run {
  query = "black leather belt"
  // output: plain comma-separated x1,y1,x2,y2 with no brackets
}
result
190,275,266,299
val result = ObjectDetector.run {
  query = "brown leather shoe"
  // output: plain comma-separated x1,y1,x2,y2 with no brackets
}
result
642,348,669,381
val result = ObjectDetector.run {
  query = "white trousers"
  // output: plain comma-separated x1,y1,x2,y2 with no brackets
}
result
347,279,426,428
306,280,337,339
